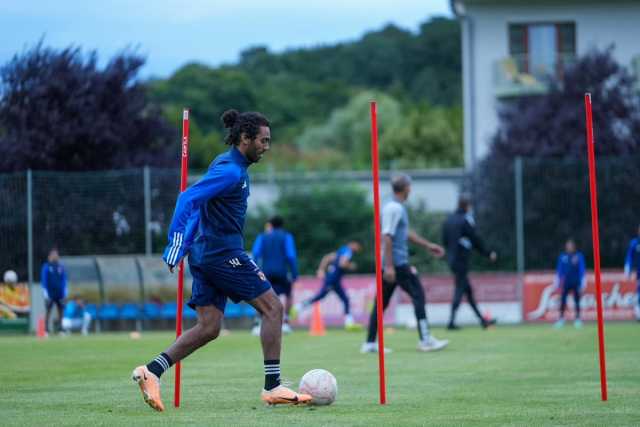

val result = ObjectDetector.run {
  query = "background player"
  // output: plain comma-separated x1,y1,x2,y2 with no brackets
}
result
61,295,92,336
553,238,586,329
623,224,640,321
442,193,497,330
294,241,362,329
252,215,299,334
41,247,67,335
132,109,310,411
362,174,448,353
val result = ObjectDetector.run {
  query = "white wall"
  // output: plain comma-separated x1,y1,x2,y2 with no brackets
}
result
462,1,640,168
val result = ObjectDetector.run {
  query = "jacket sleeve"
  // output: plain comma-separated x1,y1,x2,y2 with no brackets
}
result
624,239,636,276
252,234,264,263
163,164,241,267
463,217,490,257
40,264,49,299
285,233,299,281
579,254,587,289
61,266,68,299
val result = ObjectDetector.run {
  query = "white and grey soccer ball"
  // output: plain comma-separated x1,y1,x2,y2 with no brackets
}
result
3,270,18,284
299,369,337,405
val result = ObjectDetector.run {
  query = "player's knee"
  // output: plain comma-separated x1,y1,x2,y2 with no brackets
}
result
264,298,283,322
200,322,220,342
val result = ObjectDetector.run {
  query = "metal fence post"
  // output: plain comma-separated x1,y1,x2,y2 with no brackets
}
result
27,169,35,332
144,166,152,256
514,157,525,316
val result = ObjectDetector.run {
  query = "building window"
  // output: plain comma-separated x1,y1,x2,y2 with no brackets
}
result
508,23,575,77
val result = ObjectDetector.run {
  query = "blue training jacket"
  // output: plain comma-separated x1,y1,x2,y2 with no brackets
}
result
326,245,354,281
41,261,67,300
556,251,586,288
252,229,298,280
624,237,640,276
163,147,251,267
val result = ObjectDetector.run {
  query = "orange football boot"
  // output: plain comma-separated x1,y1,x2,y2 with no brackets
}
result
261,384,312,406
132,366,165,412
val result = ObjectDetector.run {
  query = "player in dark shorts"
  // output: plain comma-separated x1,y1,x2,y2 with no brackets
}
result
295,241,362,329
131,109,311,411
252,216,299,334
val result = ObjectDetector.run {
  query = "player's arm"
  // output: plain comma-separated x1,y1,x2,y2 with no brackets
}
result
462,216,493,259
61,266,68,299
285,233,299,282
408,230,445,258
163,165,241,269
40,264,49,300
553,255,564,289
252,233,264,263
579,253,587,290
316,252,336,278
624,239,635,279
338,249,356,271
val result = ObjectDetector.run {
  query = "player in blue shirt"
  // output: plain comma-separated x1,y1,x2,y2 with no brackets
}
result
40,248,67,335
553,238,586,329
623,224,640,320
294,241,362,329
61,296,92,336
132,109,311,411
252,216,298,334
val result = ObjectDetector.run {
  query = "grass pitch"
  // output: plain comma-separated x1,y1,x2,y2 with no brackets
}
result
1,323,639,426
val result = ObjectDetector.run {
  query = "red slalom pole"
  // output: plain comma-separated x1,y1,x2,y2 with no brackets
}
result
370,101,387,405
584,93,608,402
174,108,190,408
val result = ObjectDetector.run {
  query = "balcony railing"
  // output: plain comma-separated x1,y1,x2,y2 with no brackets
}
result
494,54,577,98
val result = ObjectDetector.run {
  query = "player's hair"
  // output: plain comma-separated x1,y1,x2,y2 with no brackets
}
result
270,216,284,228
221,109,270,146
391,173,412,193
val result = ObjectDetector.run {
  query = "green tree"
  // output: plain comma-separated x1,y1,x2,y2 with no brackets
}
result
382,104,463,168
297,91,403,169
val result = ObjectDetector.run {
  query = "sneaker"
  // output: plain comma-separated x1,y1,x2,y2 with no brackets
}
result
553,319,565,329
574,319,583,329
482,318,497,329
261,384,312,406
281,323,293,334
360,342,392,354
131,366,165,412
251,324,261,337
417,336,449,352
447,324,461,331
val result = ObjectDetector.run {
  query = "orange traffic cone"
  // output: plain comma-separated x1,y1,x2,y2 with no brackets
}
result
309,303,326,336
36,316,46,339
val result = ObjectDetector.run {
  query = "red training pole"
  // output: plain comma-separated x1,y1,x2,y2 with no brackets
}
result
174,108,190,408
584,93,608,402
370,101,387,405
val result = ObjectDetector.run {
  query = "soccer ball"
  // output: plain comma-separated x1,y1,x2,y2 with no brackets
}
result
299,369,337,405
3,270,18,284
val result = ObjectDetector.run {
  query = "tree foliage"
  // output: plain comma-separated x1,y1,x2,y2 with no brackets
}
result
473,49,640,270
0,43,174,172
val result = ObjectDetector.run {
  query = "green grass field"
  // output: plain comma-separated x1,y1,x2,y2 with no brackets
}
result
2,323,639,426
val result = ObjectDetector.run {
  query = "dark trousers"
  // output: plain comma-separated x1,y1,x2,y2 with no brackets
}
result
366,265,427,343
560,284,581,319
307,278,350,314
449,269,484,326
45,299,65,333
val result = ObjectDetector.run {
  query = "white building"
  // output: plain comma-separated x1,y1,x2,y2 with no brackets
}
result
451,0,640,169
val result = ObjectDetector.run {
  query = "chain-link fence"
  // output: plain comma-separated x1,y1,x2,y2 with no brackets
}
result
472,154,640,275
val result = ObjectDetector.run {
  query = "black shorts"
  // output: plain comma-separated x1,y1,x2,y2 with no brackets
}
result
267,275,292,297
187,245,271,312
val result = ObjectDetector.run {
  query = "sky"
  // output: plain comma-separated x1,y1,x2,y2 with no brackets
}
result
0,0,451,78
